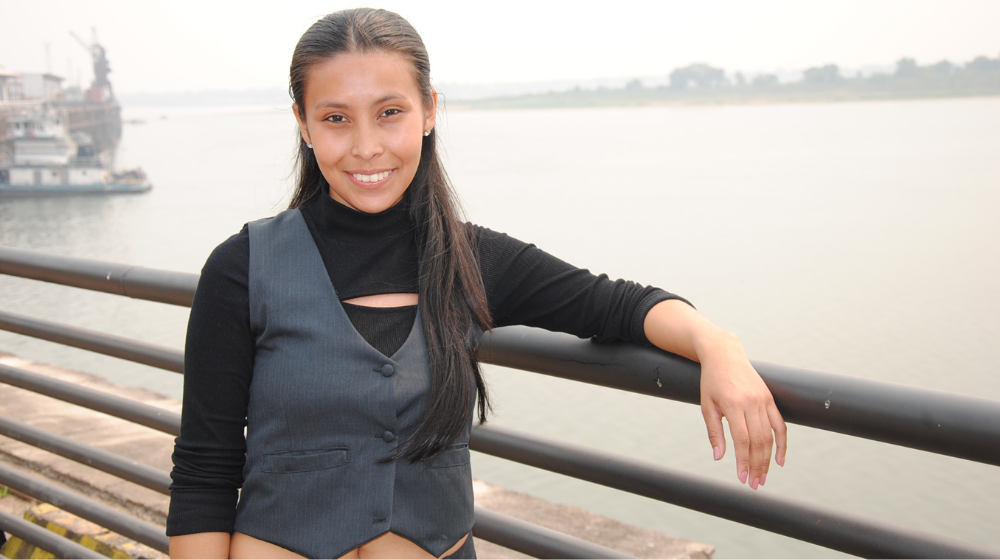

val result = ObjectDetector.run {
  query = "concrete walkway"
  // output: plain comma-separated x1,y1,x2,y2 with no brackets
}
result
0,351,713,558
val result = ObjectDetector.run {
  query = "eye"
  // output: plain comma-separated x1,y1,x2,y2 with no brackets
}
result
381,108,402,118
323,114,347,123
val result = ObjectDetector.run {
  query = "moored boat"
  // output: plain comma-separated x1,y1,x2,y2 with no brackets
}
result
0,107,150,196
0,32,148,196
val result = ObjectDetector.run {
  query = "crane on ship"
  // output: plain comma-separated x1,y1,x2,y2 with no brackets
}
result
62,27,122,158
70,28,114,103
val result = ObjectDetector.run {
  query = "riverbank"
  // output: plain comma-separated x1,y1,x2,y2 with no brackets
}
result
0,351,714,558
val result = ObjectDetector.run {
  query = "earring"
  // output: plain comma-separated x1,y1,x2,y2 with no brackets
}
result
423,130,431,137
306,142,313,149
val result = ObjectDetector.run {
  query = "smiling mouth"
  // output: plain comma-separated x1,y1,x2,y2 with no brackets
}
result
352,171,392,183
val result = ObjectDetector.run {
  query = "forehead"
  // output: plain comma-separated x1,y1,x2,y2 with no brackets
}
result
302,51,423,110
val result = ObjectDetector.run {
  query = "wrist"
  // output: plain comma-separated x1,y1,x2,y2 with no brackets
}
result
692,328,743,364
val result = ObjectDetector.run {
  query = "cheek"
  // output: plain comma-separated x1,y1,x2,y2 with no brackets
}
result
312,136,349,172
393,133,425,170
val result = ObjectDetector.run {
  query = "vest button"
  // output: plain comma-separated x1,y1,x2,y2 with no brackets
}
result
382,430,396,443
380,364,395,377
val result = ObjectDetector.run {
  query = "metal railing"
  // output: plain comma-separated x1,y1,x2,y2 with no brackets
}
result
1,245,999,559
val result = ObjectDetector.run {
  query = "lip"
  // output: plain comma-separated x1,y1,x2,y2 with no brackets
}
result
345,169,395,189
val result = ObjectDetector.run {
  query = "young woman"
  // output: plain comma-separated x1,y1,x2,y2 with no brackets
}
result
168,8,787,559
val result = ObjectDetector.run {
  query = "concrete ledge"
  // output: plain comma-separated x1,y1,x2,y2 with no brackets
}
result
473,480,712,559
0,352,713,558
0,503,163,559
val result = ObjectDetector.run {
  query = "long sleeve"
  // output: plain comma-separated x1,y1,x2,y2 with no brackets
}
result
474,225,691,344
167,229,253,536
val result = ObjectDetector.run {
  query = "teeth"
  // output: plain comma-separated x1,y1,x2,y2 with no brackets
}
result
353,171,391,183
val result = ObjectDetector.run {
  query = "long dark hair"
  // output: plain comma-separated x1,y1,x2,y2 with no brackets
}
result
288,8,492,461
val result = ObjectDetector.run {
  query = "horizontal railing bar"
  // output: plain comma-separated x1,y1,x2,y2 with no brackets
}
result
0,246,198,307
0,415,171,494
0,363,181,436
0,508,107,559
479,326,1000,467
753,359,1000,466
470,424,1000,559
5,247,1000,466
0,310,184,373
473,506,634,559
0,463,169,553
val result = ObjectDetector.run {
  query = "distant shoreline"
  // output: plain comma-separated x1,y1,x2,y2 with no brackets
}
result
447,55,1000,110
446,86,1000,111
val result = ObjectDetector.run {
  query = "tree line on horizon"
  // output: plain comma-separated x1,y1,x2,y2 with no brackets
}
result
465,52,1000,109
638,53,1000,91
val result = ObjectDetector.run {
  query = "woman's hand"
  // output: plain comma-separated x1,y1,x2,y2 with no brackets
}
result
644,300,787,488
697,330,786,488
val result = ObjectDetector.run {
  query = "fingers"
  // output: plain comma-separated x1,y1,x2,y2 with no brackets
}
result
723,401,777,490
744,408,768,490
757,405,774,486
726,412,751,485
701,403,727,462
768,401,788,468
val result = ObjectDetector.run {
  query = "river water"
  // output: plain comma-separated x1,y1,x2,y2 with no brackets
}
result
1,97,998,557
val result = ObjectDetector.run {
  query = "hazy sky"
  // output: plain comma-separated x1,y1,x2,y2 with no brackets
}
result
2,0,999,94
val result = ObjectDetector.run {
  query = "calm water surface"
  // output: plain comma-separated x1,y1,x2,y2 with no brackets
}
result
1,98,998,557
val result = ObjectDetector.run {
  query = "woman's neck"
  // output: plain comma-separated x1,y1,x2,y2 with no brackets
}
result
299,191,420,301
307,191,413,244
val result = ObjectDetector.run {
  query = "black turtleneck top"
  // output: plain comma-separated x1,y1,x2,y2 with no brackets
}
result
168,193,690,536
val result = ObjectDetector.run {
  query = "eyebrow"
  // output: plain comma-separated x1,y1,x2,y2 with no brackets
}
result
316,93,406,110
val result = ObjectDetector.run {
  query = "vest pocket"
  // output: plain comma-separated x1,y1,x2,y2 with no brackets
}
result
427,443,470,469
262,448,350,473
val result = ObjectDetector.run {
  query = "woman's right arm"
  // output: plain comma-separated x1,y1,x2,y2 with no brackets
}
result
168,229,255,558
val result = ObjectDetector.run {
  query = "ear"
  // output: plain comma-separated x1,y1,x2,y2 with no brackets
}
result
423,89,438,134
293,104,311,145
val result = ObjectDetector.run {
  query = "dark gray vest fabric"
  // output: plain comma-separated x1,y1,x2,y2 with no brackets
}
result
234,209,474,558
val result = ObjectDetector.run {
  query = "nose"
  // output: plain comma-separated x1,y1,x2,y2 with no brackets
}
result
351,120,383,160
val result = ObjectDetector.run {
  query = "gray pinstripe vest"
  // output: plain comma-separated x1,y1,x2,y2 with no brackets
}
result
233,209,474,558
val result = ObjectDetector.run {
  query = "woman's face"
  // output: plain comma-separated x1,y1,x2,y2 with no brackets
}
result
294,51,436,214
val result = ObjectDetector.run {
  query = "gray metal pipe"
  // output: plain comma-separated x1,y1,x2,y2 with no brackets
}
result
0,415,171,494
0,464,169,553
0,508,107,559
479,325,1000,467
473,506,634,559
0,310,184,373
0,363,181,435
470,424,1000,559
0,246,198,307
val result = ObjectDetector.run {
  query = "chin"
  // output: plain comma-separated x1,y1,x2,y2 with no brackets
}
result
348,194,404,214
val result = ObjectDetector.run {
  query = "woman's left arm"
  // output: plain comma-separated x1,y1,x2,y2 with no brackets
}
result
644,299,787,489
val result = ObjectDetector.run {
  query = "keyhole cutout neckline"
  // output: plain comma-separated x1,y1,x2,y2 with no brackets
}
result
342,293,418,308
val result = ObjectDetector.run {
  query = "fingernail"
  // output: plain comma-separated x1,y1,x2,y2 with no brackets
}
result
740,471,748,484
751,477,759,490
713,446,722,461
760,473,767,486
777,456,785,467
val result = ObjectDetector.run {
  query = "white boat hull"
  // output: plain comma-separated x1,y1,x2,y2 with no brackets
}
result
0,180,151,196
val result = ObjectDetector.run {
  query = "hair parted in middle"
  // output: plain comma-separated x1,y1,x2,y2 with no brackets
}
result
287,8,493,462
